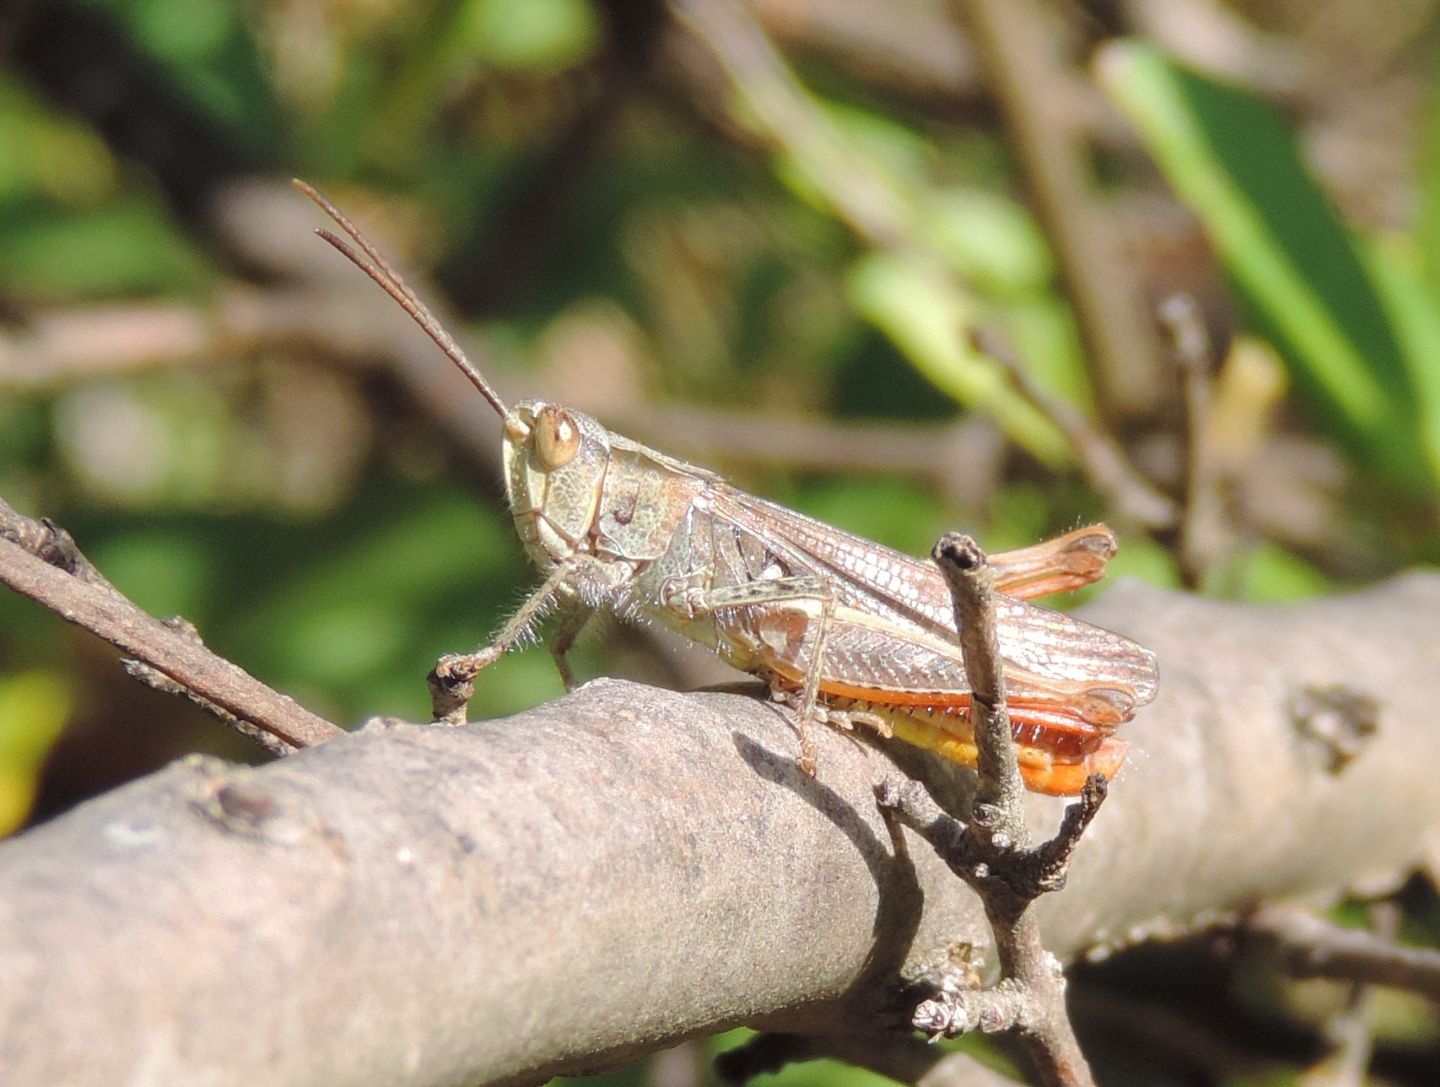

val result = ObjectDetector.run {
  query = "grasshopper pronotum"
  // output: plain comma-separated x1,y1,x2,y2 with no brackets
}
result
297,182,1158,795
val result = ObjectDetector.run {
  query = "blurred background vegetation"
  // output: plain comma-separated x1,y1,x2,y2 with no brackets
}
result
2,0,1439,1083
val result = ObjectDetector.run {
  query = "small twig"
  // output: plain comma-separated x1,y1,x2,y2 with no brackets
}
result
0,302,213,386
428,657,477,726
1029,775,1107,889
1297,901,1397,1087
1248,902,1440,1001
970,327,1177,531
931,534,1025,823
1159,294,1231,588
879,775,1095,1084
122,617,297,757
876,533,1102,1087
954,0,1164,423
0,498,343,751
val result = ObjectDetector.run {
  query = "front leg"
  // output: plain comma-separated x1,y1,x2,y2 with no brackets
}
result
429,563,579,724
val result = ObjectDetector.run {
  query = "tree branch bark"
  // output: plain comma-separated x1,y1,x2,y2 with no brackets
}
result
2,575,1439,1086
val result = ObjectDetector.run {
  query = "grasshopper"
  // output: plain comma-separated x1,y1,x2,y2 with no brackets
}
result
297,181,1158,795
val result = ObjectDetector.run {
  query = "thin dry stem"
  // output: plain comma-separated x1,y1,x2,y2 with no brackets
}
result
873,534,1101,1087
954,0,1164,423
1248,902,1440,1001
931,534,1025,822
1159,294,1232,588
1296,901,1396,1086
0,498,343,751
969,327,1177,531
670,0,908,247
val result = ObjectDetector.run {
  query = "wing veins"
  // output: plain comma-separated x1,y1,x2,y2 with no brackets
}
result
703,485,1158,703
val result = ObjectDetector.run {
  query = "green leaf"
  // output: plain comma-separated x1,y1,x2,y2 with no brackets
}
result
846,250,1070,466
1232,541,1332,603
461,0,602,74
922,188,1055,294
1097,41,1434,491
1417,73,1440,298
0,672,71,836
1364,237,1440,490
0,197,211,300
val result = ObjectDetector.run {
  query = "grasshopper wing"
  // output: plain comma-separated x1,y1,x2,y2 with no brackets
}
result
702,487,1158,710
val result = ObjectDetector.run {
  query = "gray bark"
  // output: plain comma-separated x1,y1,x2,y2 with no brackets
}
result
2,574,1438,1087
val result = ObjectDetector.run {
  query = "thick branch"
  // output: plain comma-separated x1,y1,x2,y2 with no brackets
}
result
1,577,1439,1086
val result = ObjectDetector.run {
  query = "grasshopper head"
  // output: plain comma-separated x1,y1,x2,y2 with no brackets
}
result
501,399,610,567
291,184,609,570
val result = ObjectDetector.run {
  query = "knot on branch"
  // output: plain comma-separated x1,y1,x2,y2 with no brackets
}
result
429,652,486,724
914,976,1033,1038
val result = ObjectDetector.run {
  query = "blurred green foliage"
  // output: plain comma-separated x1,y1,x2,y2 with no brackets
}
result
0,672,71,833
2,2,1440,1082
1100,42,1440,492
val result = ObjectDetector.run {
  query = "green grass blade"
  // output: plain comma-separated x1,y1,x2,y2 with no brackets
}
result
1098,41,1434,490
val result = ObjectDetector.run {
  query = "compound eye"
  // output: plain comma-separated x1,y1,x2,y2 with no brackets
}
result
534,406,581,469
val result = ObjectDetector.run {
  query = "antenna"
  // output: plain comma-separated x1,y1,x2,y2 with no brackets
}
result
293,179,509,419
